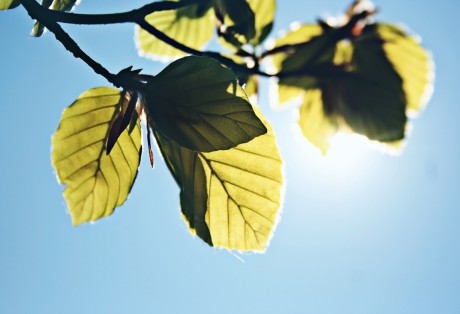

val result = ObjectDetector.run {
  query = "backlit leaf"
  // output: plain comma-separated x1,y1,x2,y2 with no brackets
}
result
270,20,429,153
155,108,283,251
32,0,78,37
145,56,267,152
52,87,142,226
247,0,276,45
368,23,434,115
0,0,19,11
137,0,214,61
298,89,338,155
215,0,256,46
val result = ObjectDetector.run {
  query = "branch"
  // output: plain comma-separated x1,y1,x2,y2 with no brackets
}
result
46,0,202,25
19,0,145,91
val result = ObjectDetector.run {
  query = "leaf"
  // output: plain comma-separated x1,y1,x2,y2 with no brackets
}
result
243,75,258,101
369,23,434,115
269,24,324,72
137,0,214,61
106,90,138,154
270,21,417,152
298,89,338,155
51,87,142,226
247,0,276,45
0,0,19,10
342,24,407,142
32,0,78,37
268,24,329,106
215,0,256,46
144,56,267,152
155,107,283,251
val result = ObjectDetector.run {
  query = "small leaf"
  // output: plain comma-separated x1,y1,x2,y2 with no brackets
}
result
268,24,324,73
215,0,256,46
144,56,267,152
0,0,19,11
247,0,276,45
52,87,142,226
137,0,214,61
106,90,138,154
155,107,283,251
368,24,434,115
32,0,79,37
298,89,338,155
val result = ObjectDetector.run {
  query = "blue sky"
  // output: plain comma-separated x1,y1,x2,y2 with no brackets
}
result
1,1,459,313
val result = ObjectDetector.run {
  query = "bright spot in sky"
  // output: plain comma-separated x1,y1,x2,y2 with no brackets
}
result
325,133,372,168
289,128,377,185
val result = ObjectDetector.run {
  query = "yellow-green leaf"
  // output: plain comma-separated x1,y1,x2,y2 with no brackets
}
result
52,87,142,226
248,0,276,45
32,0,78,37
155,108,283,251
298,89,338,155
145,56,267,152
270,21,420,151
154,131,212,245
215,0,256,46
269,24,331,106
0,0,19,10
137,0,214,61
371,23,434,115
269,24,323,72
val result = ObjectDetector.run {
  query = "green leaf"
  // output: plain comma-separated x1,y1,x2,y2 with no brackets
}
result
51,87,142,226
215,0,256,46
137,0,214,61
269,24,324,73
298,89,338,155
247,0,276,45
155,107,283,251
370,23,434,115
144,56,267,152
0,0,19,11
271,22,416,152
243,75,258,101
32,0,78,37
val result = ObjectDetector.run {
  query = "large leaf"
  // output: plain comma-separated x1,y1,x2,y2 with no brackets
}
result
32,0,79,37
52,87,142,226
155,108,283,251
0,0,19,10
137,0,214,61
145,56,267,152
270,21,425,153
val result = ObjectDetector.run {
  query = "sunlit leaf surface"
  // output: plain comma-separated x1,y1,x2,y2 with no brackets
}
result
0,0,19,10
368,24,434,115
270,21,432,153
145,56,266,152
137,0,214,61
247,0,276,45
155,108,283,251
52,87,142,226
215,0,255,46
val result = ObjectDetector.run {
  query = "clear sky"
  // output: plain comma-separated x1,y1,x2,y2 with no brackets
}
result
1,1,459,313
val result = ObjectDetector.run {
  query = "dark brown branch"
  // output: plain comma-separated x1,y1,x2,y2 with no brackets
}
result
46,0,202,25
